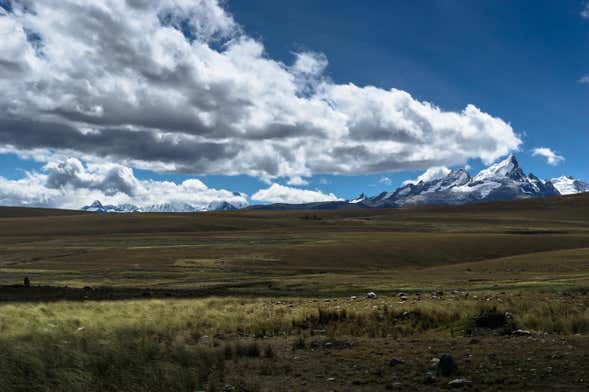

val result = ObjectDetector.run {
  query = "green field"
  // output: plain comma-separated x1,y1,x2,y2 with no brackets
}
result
1,194,589,391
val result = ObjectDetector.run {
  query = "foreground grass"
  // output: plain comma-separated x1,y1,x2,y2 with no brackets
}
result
1,292,588,391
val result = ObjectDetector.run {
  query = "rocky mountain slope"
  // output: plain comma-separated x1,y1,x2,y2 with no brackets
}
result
252,155,585,210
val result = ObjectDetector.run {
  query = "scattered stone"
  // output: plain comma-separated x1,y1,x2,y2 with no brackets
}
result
389,357,404,367
327,377,335,382
430,357,440,369
223,385,235,392
367,292,377,299
423,371,437,384
437,354,458,377
512,329,532,336
350,296,357,300
474,309,509,329
448,378,472,388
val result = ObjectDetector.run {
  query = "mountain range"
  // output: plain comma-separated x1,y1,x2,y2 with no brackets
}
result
250,155,588,210
81,200,242,213
82,155,588,212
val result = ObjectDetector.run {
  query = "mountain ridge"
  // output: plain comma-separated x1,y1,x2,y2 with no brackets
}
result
251,155,586,211
81,155,588,212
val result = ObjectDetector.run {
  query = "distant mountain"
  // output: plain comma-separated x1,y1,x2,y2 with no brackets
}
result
83,155,588,213
81,200,244,213
365,155,560,208
549,176,589,196
81,200,140,213
253,154,580,210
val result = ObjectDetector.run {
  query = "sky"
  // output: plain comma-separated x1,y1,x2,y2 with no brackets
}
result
0,0,587,209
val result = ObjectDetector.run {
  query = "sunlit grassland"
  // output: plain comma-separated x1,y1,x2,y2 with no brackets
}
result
1,294,589,391
0,194,588,390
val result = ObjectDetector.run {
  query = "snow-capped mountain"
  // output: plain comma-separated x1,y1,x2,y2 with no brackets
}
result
549,176,589,195
363,155,559,207
81,199,245,213
81,200,140,213
348,193,367,204
252,154,577,210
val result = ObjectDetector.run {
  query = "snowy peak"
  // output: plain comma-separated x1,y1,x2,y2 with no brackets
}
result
85,200,104,211
81,201,140,213
81,200,245,213
362,154,561,208
207,201,239,211
550,176,589,195
472,154,525,183
349,193,367,203
436,169,472,189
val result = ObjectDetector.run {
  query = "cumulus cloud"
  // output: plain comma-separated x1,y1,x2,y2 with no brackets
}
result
251,183,340,204
0,0,521,181
286,176,309,186
0,158,247,209
532,147,565,166
579,75,589,84
403,166,451,185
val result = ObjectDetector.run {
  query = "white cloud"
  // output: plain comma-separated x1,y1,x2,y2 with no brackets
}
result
579,75,589,84
378,176,392,186
0,158,247,209
0,0,521,181
286,176,309,186
532,147,564,166
403,166,451,185
582,2,589,19
251,183,340,204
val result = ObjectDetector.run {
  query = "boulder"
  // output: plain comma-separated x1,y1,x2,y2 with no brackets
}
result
436,354,458,377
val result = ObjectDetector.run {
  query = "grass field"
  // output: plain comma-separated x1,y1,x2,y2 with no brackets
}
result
0,193,589,390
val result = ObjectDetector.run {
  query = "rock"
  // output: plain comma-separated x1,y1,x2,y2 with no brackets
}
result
367,292,377,299
389,357,404,367
350,296,357,300
430,357,440,369
448,378,472,388
436,354,458,377
512,329,532,336
473,309,509,329
423,371,437,384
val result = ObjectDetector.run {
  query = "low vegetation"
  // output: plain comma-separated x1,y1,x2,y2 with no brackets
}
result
0,194,588,390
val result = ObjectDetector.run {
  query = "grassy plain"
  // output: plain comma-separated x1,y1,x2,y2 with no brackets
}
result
0,193,588,390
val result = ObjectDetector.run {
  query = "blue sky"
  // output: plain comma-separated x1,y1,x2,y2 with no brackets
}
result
227,0,589,182
0,0,587,208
